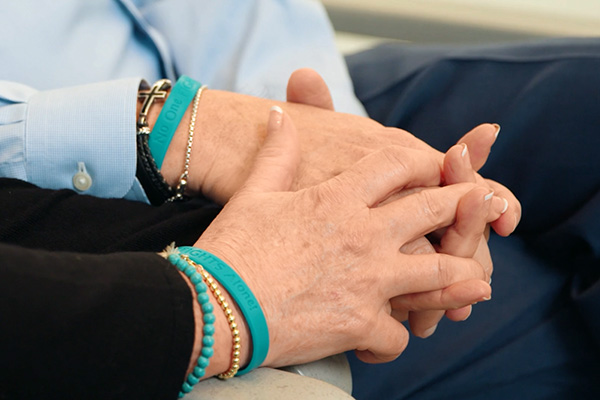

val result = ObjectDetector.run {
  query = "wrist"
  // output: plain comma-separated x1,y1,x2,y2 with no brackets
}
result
186,89,272,203
158,91,204,197
178,270,250,379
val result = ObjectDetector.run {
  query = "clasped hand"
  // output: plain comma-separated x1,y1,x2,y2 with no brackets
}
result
195,106,508,368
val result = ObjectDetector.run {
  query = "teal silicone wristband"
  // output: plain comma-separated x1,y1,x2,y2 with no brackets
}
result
149,75,202,169
179,246,269,375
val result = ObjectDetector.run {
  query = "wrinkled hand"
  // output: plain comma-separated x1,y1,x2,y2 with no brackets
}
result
194,107,495,368
284,69,521,338
161,69,520,235
287,68,521,236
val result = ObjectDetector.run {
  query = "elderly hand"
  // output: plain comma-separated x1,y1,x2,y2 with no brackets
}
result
160,69,520,235
285,69,520,338
193,107,502,369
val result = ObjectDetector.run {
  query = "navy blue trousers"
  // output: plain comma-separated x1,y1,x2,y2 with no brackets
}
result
345,38,600,400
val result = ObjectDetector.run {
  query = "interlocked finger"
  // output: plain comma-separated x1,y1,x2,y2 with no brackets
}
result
330,146,443,207
381,252,487,299
376,183,479,243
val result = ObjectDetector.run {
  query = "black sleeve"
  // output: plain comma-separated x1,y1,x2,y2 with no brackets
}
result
0,242,194,400
0,179,221,399
0,178,221,253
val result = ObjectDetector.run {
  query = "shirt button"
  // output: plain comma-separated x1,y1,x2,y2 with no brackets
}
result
73,162,92,192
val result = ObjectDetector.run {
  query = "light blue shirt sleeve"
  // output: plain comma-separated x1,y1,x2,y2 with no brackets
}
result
0,78,149,202
0,0,366,204
136,0,368,116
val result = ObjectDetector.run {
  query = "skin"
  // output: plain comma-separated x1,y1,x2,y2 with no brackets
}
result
180,108,507,377
195,107,503,366
139,68,522,376
283,69,519,337
154,70,521,238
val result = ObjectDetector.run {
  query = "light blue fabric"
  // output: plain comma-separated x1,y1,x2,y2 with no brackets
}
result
0,0,365,202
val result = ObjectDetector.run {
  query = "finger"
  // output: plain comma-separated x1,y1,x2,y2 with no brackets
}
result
391,279,491,311
286,68,335,111
486,179,522,236
354,313,409,364
398,237,445,337
445,306,473,321
398,237,446,338
377,183,477,242
391,308,408,322
402,278,492,336
399,236,435,255
423,188,494,329
439,187,492,258
383,253,487,298
240,106,300,194
328,146,443,207
456,123,500,171
471,236,494,280
409,310,445,338
443,143,477,185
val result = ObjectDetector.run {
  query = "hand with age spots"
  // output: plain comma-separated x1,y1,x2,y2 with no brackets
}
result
191,106,506,369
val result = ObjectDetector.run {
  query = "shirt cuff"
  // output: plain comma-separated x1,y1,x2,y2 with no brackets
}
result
25,78,148,201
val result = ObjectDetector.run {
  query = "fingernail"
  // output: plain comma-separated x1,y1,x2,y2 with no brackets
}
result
461,307,472,321
489,276,493,285
422,324,438,338
270,105,283,126
500,198,509,214
461,143,468,158
492,123,501,139
482,295,491,301
484,190,494,201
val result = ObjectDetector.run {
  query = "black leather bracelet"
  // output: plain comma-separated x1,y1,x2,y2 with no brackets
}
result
136,131,175,205
135,79,177,205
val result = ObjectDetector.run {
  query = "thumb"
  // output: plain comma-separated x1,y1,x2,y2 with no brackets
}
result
286,68,335,111
240,106,300,194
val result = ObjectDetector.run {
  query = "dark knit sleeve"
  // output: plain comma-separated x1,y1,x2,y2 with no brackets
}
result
0,242,194,400
0,178,221,254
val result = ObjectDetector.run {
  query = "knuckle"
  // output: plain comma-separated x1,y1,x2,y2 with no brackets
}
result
400,237,435,255
342,224,370,255
434,254,453,287
380,145,410,173
417,190,445,225
388,328,409,359
312,182,348,213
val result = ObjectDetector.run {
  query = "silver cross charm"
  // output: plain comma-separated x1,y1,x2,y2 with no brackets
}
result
137,79,172,131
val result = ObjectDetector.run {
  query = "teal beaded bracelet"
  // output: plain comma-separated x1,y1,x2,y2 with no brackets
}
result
167,252,215,398
149,75,202,169
178,246,269,375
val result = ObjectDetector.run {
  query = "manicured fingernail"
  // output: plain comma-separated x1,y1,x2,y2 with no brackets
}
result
484,190,494,201
461,307,472,321
492,123,501,138
422,324,438,338
461,143,468,158
482,295,491,301
500,198,509,214
489,276,492,285
270,105,283,126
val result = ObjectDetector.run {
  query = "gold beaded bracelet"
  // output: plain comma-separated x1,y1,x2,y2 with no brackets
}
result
180,254,241,379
